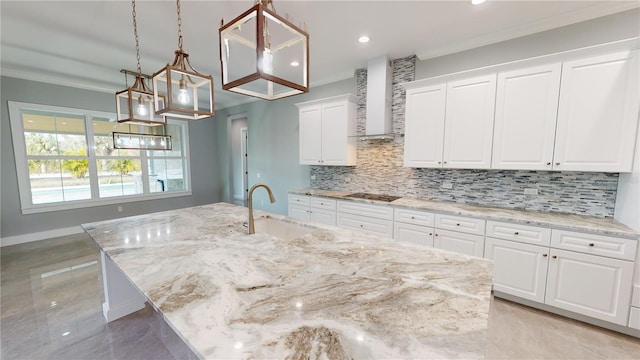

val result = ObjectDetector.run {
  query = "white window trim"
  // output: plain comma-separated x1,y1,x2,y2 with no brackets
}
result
8,101,192,215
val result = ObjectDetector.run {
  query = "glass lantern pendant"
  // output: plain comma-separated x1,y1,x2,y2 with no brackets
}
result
219,0,309,100
116,74,167,126
153,0,214,120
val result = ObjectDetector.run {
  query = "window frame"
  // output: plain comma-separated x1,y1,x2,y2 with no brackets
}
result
8,101,192,215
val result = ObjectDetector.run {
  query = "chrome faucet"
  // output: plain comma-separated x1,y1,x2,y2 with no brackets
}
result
248,183,276,234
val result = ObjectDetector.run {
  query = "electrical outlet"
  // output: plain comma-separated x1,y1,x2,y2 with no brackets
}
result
257,172,261,179
261,200,264,206
310,175,316,180
442,181,453,189
117,206,123,213
524,188,538,195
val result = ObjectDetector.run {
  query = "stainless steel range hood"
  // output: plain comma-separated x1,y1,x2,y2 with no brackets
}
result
361,56,395,140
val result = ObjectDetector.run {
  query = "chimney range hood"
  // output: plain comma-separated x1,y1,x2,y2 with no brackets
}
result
361,56,395,140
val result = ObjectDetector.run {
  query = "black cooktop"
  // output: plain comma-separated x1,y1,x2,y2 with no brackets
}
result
346,192,401,202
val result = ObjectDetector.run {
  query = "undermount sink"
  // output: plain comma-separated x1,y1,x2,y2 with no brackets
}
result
253,217,314,240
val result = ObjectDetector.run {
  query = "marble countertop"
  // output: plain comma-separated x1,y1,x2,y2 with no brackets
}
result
290,189,639,239
83,203,493,359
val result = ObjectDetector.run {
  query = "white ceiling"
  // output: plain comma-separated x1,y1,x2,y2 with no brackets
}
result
1,1,638,110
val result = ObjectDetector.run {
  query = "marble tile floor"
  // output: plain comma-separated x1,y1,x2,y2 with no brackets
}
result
1,233,639,360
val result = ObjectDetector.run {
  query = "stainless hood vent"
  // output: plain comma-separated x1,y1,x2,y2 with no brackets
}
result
362,56,394,140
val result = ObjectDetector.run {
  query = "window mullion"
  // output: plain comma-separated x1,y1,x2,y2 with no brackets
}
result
85,114,100,200
139,125,150,194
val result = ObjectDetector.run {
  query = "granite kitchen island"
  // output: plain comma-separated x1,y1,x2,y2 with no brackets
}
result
82,202,493,359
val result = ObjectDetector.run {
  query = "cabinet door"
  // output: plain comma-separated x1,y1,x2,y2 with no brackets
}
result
309,208,336,226
288,205,310,221
403,84,446,168
298,105,323,165
492,64,561,170
554,50,639,172
433,229,485,257
485,237,549,303
393,222,434,247
545,248,634,325
443,74,497,169
321,101,350,165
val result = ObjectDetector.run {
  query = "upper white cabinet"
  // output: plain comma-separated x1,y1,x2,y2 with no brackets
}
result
296,94,357,166
492,63,562,170
403,75,497,169
403,49,640,172
443,74,497,169
403,84,446,168
553,50,639,172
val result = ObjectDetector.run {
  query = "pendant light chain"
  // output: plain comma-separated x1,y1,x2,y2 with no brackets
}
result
176,0,183,50
131,0,142,75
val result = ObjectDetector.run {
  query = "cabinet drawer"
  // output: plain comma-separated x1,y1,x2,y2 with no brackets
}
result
551,230,637,261
394,208,435,227
486,221,551,246
310,197,337,211
435,214,485,235
337,200,394,220
288,194,310,206
337,213,393,238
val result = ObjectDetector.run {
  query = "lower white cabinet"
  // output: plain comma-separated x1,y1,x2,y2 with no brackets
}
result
394,222,434,247
337,213,393,238
434,229,485,257
287,195,337,226
545,248,634,326
485,237,549,303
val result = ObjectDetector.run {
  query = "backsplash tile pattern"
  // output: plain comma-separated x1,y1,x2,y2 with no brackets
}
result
310,56,619,217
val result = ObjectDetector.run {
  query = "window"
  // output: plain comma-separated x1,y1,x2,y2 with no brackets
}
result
9,102,191,214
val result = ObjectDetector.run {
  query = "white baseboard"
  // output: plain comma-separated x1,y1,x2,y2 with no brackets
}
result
102,299,146,323
1,226,83,247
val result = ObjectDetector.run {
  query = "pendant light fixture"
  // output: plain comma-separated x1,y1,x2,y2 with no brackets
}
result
219,0,309,100
115,0,166,126
153,0,214,120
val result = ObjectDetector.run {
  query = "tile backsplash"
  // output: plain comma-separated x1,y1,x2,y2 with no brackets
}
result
310,55,618,217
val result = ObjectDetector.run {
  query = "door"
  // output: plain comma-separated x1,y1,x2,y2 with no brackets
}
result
394,222,434,247
229,115,248,206
553,50,639,172
299,105,322,164
403,84,446,168
434,229,484,257
320,101,348,165
545,248,634,325
443,74,497,169
485,237,549,303
492,63,561,170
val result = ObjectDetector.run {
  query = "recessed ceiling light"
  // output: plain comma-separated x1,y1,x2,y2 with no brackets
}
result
471,0,486,5
358,35,370,44
290,61,300,67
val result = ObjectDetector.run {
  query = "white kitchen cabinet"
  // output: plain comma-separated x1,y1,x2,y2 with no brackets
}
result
485,237,549,303
443,74,497,169
336,200,394,238
403,84,446,168
553,50,639,172
434,229,485,258
492,63,562,170
393,208,435,247
296,94,357,166
545,248,634,325
287,195,337,226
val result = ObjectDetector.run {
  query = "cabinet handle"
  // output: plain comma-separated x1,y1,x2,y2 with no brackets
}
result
588,243,595,247
552,255,557,259
456,223,460,226
360,224,363,228
438,161,442,164
444,161,448,164
514,232,519,235
555,162,560,166
411,216,415,219
546,162,551,165
429,233,433,236
435,233,439,236
543,254,548,257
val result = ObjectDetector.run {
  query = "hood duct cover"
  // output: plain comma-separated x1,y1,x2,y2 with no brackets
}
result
363,56,394,140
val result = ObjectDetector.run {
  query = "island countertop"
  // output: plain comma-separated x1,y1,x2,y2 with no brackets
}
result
82,202,493,359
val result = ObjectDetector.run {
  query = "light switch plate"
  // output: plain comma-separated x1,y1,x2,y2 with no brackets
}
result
442,181,453,189
524,188,538,195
